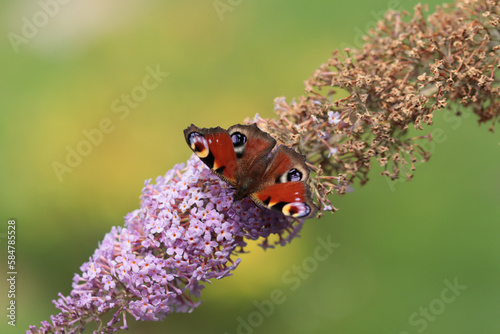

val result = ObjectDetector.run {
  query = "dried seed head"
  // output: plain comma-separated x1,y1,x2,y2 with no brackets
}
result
248,0,499,215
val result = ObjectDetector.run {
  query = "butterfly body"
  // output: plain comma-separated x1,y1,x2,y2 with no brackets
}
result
184,124,316,218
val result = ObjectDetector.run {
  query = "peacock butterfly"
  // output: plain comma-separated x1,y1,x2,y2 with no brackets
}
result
184,124,317,218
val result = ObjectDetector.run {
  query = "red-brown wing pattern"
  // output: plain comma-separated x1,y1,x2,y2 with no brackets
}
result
227,124,276,168
185,124,317,218
251,146,316,218
250,182,315,218
184,125,237,185
262,146,309,185
252,182,306,206
203,130,238,182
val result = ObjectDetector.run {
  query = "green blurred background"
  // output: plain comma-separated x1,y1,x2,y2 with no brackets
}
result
1,0,499,333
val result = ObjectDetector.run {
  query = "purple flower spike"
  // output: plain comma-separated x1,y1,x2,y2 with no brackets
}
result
28,155,304,333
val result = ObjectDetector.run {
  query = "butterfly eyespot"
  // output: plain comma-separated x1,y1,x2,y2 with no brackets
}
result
231,132,247,147
278,168,304,183
188,132,210,158
287,168,303,182
231,131,248,156
282,202,311,218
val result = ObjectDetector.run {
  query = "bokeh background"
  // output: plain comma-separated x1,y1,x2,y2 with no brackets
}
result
1,0,499,333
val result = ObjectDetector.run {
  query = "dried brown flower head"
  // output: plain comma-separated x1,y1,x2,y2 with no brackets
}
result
249,0,499,217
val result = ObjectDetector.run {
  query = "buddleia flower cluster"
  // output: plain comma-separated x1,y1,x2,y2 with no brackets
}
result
28,158,303,333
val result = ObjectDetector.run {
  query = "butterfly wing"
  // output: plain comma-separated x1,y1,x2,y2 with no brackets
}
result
250,146,317,218
227,124,276,170
185,124,317,218
184,124,238,185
